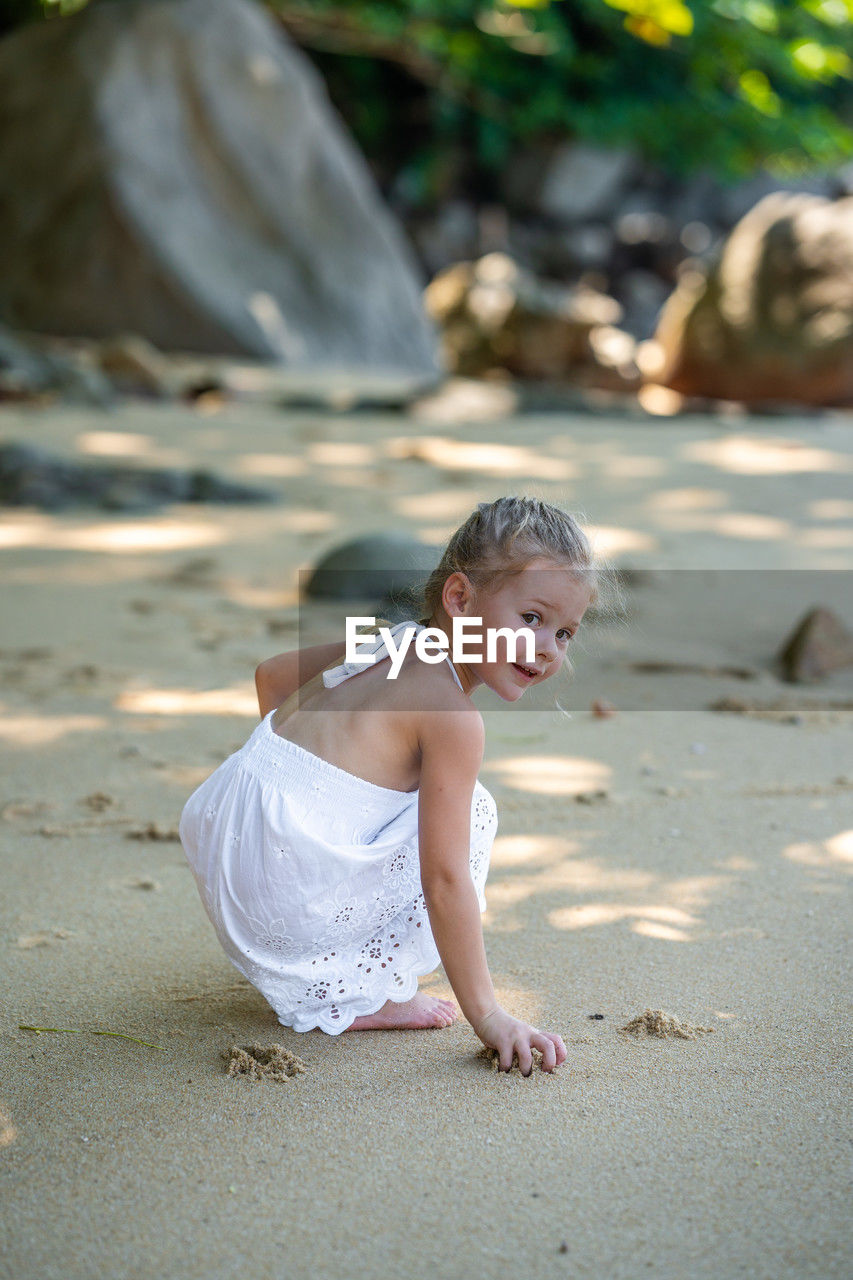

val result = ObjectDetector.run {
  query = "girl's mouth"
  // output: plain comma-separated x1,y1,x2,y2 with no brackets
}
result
512,663,538,681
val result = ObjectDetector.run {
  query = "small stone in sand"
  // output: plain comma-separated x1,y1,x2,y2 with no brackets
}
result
575,789,609,804
620,1009,714,1039
476,1046,544,1076
125,822,180,842
82,792,114,812
224,1043,306,1082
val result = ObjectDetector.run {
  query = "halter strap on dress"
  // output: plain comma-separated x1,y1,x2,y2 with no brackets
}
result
322,619,464,693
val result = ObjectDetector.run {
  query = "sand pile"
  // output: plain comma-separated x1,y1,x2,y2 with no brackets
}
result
620,1009,714,1039
224,1043,306,1081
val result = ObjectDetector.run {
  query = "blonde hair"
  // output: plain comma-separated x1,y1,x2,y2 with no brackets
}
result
419,495,601,620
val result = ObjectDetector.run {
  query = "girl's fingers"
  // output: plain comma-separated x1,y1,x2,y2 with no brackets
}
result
515,1039,534,1077
551,1033,568,1065
492,1024,567,1074
531,1032,557,1072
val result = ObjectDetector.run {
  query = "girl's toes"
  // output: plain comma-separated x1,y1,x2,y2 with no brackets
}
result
433,1001,453,1027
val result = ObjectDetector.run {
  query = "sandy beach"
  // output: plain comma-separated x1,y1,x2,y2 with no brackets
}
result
0,395,851,1279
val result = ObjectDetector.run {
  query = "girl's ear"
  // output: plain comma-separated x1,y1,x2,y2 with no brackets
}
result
442,571,475,617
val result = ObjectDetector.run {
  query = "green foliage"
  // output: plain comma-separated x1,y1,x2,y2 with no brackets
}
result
267,0,853,194
5,0,852,194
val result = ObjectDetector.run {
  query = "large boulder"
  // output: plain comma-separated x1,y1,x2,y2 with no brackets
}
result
304,534,438,606
425,252,638,388
504,142,637,224
654,192,853,406
0,0,440,377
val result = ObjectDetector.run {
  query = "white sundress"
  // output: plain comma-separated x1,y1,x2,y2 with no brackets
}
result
179,621,498,1034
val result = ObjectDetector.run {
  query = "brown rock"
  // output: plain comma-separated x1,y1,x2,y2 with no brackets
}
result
776,607,853,683
425,252,625,381
655,192,853,406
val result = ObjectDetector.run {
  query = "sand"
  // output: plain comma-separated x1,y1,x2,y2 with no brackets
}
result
0,396,851,1279
225,1043,306,1082
620,1008,714,1039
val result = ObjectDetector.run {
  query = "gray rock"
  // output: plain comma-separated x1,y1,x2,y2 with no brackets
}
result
565,224,614,270
412,201,479,276
304,535,439,604
538,144,638,224
667,168,726,229
0,442,274,511
776,607,853,683
617,270,671,341
503,143,637,224
615,209,673,248
0,325,112,405
510,223,614,277
0,328,55,395
0,0,440,376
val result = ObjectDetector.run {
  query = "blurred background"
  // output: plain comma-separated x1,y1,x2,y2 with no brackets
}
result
0,0,852,413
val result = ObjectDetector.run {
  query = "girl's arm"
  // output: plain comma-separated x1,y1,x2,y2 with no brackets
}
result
417,711,567,1075
255,640,347,717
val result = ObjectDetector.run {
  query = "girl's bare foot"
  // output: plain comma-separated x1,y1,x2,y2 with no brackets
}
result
345,993,458,1031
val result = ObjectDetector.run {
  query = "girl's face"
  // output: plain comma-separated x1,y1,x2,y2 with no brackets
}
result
444,557,592,701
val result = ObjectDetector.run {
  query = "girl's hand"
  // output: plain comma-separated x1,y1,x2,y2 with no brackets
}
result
474,1007,567,1075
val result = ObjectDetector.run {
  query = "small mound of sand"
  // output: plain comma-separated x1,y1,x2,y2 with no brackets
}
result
620,1009,714,1040
224,1043,306,1081
476,1046,544,1076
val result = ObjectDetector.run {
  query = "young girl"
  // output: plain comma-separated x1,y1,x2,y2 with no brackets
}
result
180,496,598,1074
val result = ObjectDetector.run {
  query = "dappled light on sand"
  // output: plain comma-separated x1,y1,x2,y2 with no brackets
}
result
799,526,853,549
484,753,611,796
489,834,577,868
783,829,853,869
59,522,227,554
653,487,728,512
0,714,107,746
385,434,578,480
485,855,658,929
547,903,698,942
308,442,377,468
235,453,308,478
0,1107,17,1150
75,430,156,458
484,839,736,940
116,686,258,716
583,524,657,558
704,511,791,540
394,489,483,523
0,517,225,554
682,436,853,477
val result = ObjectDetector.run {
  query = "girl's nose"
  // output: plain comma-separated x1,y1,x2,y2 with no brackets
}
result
537,631,557,663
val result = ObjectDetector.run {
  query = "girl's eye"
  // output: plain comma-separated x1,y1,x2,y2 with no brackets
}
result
521,612,540,625
558,629,573,643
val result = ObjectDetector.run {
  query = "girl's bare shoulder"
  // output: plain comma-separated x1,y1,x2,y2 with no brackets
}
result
405,659,483,755
401,649,475,709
